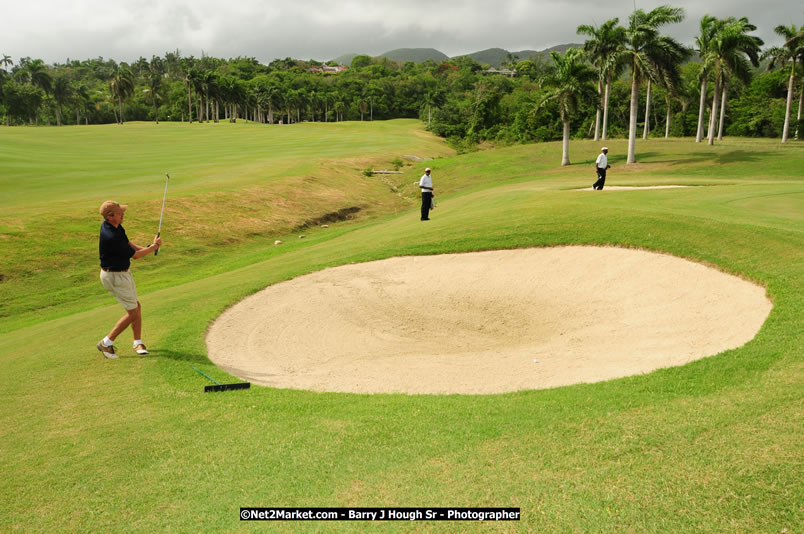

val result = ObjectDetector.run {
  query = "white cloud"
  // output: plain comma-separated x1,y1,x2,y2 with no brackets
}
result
2,0,801,64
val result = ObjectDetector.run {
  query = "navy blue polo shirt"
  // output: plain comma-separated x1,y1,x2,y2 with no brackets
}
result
99,221,135,270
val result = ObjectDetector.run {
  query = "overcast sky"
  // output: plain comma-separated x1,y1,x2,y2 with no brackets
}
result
4,0,802,65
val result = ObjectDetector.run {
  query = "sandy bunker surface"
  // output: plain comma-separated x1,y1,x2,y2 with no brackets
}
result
206,247,771,394
576,185,695,191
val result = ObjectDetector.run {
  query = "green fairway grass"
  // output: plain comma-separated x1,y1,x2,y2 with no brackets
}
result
1,121,802,532
0,120,452,331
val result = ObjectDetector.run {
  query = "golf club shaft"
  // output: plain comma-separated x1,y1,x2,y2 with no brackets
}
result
155,173,169,256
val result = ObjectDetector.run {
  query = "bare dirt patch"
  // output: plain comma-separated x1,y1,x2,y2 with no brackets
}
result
291,207,362,233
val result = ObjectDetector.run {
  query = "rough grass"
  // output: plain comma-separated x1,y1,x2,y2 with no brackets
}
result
0,121,802,532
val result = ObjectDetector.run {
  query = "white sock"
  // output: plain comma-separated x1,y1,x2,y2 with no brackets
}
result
103,337,114,347
133,339,143,348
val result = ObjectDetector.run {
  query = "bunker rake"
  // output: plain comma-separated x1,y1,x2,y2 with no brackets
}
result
191,365,251,393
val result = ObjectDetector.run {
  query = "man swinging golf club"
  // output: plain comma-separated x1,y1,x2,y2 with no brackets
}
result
96,200,162,358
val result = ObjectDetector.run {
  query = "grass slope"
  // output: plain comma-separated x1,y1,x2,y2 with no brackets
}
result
1,121,802,532
0,120,451,331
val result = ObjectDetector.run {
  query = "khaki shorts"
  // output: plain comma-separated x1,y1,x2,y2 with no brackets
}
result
100,270,139,311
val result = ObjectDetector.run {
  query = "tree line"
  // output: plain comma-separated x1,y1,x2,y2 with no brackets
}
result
1,6,802,165
426,7,802,164
0,53,437,126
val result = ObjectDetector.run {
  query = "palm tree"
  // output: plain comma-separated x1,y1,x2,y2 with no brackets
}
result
188,69,205,122
281,88,295,124
1,54,12,73
333,99,345,122
206,72,222,122
319,88,330,122
308,89,318,122
640,41,687,141
538,48,598,166
643,77,654,139
265,84,280,124
133,56,149,79
706,17,763,144
72,82,90,125
422,90,435,127
665,83,691,138
231,78,247,122
20,59,52,124
201,70,217,123
100,90,119,124
788,26,804,139
367,83,380,120
218,75,235,122
108,67,134,124
797,48,804,141
763,25,804,143
25,59,52,94
664,92,674,138
645,52,691,141
720,18,762,141
183,64,197,123
246,86,256,122
294,89,307,124
577,19,627,141
251,81,269,123
695,15,719,142
209,75,221,123
150,55,165,78
183,63,205,123
164,49,182,81
623,5,688,164
0,70,7,125
143,72,165,124
357,95,368,121
51,75,71,126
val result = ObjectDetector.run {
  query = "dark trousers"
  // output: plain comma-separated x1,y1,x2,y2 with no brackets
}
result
421,192,433,220
593,167,607,190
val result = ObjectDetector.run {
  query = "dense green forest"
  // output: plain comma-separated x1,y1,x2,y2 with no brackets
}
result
1,9,802,152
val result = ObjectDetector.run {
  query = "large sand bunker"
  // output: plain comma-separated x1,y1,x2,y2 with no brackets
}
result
206,247,771,394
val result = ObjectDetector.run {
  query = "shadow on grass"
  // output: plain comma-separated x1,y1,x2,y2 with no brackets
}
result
716,150,776,164
148,348,208,364
635,150,775,166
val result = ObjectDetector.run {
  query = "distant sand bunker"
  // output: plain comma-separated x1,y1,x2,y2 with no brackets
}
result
206,247,771,394
576,185,695,191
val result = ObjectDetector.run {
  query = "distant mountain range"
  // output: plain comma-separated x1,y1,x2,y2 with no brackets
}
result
332,45,582,68
454,45,581,67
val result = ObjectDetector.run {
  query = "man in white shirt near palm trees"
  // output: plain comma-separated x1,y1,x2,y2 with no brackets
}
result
419,168,434,220
593,147,611,190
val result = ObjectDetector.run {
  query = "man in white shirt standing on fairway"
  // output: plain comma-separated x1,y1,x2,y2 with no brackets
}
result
419,167,434,220
593,147,611,190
